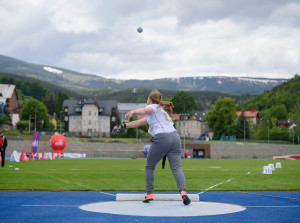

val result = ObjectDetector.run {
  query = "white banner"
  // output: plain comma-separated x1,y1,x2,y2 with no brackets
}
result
63,153,86,158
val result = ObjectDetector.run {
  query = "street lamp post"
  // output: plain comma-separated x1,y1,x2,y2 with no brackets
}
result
29,115,31,134
292,127,294,145
60,111,62,134
184,117,186,157
244,119,246,142
267,120,269,143
181,113,189,158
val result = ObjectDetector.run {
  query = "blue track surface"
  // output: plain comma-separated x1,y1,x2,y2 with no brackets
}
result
1,191,299,223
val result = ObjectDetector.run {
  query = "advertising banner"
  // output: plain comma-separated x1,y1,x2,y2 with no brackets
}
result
32,131,40,154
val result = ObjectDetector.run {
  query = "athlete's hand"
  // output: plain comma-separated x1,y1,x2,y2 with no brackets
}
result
112,125,121,132
125,111,134,119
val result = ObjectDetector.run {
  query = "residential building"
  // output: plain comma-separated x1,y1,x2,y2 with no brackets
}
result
63,98,118,137
276,120,293,129
0,84,20,128
235,109,262,125
175,112,213,139
176,119,202,138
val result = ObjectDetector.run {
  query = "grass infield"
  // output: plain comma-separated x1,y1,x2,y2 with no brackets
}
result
0,159,299,191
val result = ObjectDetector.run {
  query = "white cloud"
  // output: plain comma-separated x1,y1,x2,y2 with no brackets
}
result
0,0,299,80
48,0,102,33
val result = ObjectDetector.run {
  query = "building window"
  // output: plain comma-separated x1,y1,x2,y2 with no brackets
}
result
89,111,92,116
89,120,91,125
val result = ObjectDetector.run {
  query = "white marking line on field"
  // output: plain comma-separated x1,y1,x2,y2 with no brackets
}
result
22,205,77,207
50,176,116,197
246,206,300,208
197,179,233,195
30,170,116,197
71,169,89,171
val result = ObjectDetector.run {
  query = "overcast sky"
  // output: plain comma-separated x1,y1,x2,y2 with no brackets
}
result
1,0,299,80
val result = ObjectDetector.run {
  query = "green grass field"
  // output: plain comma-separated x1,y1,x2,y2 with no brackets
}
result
0,159,299,192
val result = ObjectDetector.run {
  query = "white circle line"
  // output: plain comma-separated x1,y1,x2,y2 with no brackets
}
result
79,201,246,217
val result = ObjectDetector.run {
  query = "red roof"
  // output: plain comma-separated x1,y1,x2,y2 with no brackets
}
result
235,109,261,124
171,113,180,120
235,109,258,118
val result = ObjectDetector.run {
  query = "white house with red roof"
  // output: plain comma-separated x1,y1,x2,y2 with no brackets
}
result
235,109,262,125
0,84,20,128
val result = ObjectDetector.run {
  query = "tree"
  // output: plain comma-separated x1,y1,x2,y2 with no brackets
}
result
16,121,27,133
291,103,300,144
205,97,237,139
42,92,57,116
42,91,69,118
0,114,10,126
257,124,268,140
235,112,250,139
269,104,288,120
270,127,289,141
20,99,49,130
171,91,198,113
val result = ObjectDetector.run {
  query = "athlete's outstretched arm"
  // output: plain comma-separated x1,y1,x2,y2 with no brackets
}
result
126,117,148,128
125,107,153,120
112,117,148,132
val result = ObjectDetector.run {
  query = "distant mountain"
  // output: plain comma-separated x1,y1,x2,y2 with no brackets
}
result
0,55,287,94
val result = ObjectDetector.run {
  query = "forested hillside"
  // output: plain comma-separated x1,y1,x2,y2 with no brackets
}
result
0,74,69,117
0,73,253,112
245,75,300,118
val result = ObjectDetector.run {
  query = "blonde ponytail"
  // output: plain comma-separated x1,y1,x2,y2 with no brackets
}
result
159,101,174,117
149,89,174,117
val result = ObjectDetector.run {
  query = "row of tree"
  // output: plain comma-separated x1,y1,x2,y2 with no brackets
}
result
0,76,69,117
0,76,69,131
206,75,300,142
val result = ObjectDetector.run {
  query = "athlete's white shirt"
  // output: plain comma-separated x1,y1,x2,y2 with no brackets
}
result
146,104,176,136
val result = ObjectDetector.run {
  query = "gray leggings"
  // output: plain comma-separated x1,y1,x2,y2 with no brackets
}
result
145,131,186,194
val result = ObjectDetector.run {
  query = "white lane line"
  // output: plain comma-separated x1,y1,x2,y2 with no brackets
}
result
197,179,233,195
100,192,116,197
22,205,77,207
246,206,300,208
